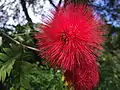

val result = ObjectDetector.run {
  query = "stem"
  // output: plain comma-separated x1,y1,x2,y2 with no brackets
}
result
1,32,39,52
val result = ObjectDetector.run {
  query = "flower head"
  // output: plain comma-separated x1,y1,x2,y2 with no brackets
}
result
36,4,106,71
64,60,99,90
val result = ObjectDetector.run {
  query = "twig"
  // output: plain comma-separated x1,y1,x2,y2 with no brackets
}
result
22,44,39,52
14,31,35,36
58,0,62,7
20,0,34,29
49,0,57,9
1,32,39,52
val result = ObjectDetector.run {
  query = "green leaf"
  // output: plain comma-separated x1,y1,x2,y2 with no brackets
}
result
0,70,6,83
10,87,15,90
0,59,16,83
0,53,9,61
3,48,11,55
20,87,26,90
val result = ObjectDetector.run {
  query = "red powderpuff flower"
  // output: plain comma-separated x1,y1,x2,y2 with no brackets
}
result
64,62,99,90
74,67,99,90
35,4,106,71
64,53,99,90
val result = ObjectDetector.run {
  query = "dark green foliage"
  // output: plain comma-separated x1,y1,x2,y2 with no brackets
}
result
98,51,120,90
97,31,120,90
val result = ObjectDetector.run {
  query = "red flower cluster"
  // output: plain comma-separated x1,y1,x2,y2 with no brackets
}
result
35,4,107,90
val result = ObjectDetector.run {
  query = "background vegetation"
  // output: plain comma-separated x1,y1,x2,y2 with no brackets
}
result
0,0,120,90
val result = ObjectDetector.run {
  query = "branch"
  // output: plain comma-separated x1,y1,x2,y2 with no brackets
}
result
49,0,57,9
49,0,63,10
20,0,34,29
1,31,39,52
58,0,62,7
